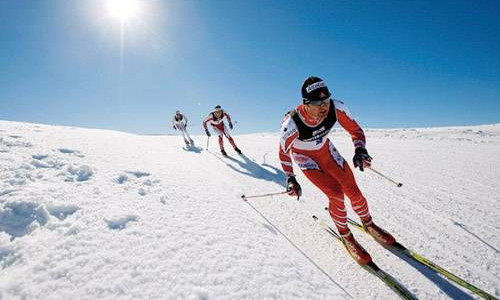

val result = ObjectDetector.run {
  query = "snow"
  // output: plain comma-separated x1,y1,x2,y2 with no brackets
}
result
0,120,499,299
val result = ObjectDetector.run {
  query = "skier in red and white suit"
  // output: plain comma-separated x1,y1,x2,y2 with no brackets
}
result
203,105,242,156
279,76,394,265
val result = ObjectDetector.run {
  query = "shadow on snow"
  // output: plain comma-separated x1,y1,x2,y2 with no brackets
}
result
182,145,203,153
207,151,286,188
387,246,475,300
452,219,499,254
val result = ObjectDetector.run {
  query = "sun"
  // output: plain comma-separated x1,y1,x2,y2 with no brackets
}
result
106,0,141,23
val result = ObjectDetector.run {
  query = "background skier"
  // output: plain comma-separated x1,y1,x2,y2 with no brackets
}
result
172,110,194,146
203,105,241,156
278,76,395,265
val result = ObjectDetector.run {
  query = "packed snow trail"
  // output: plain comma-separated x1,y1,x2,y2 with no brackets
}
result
0,120,499,299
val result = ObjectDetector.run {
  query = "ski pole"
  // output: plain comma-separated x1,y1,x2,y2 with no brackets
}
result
241,191,288,200
206,136,210,150
367,166,403,187
242,196,353,298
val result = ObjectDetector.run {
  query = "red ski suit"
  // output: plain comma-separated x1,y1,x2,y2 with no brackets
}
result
203,110,237,150
279,99,371,234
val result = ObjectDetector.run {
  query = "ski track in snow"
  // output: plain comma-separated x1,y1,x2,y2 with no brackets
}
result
0,120,498,300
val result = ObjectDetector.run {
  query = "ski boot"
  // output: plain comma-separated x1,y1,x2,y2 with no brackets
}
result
341,231,372,265
234,147,242,155
184,139,190,146
363,220,395,246
189,139,194,146
221,149,228,156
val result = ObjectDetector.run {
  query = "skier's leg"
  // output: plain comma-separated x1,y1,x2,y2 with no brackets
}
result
183,129,194,144
323,142,372,223
222,125,238,148
302,169,349,234
324,141,395,244
296,148,372,263
326,152,395,244
218,136,224,149
227,136,237,148
228,136,237,148
292,151,349,234
180,129,189,143
212,125,225,153
181,128,193,144
176,125,188,144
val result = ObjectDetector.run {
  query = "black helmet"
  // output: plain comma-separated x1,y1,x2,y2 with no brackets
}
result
214,105,222,111
301,76,331,104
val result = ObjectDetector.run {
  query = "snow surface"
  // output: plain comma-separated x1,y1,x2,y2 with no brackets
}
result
0,120,499,300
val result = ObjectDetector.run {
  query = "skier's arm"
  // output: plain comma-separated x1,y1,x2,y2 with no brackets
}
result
279,116,302,198
202,115,212,130
183,115,188,126
202,115,212,136
223,112,232,123
335,100,366,149
224,112,233,129
172,117,177,129
279,147,294,177
335,100,372,171
278,116,299,177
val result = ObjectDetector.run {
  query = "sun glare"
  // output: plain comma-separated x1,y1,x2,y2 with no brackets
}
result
106,0,141,22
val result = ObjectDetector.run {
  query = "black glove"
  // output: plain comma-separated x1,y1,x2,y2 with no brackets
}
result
229,122,233,130
205,129,211,137
287,176,302,199
173,126,176,130
353,147,372,171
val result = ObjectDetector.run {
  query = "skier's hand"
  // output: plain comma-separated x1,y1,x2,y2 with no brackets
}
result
286,176,302,199
173,126,176,130
353,147,372,171
229,122,233,130
205,129,211,137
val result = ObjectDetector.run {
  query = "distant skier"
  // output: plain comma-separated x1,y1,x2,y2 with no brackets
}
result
279,76,395,265
203,105,241,156
172,110,194,146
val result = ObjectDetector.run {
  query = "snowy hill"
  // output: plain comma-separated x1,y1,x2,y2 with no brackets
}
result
0,120,499,300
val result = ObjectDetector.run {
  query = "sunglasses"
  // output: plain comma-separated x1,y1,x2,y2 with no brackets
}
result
308,97,330,106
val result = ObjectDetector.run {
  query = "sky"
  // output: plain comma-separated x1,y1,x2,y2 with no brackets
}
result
0,0,499,134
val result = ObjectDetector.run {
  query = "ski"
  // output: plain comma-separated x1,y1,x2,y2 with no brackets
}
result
347,218,497,300
312,216,417,300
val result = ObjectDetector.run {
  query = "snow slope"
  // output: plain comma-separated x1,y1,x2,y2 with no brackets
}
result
0,120,498,299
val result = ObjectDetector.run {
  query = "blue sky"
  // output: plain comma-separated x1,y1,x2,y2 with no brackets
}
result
0,0,499,134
